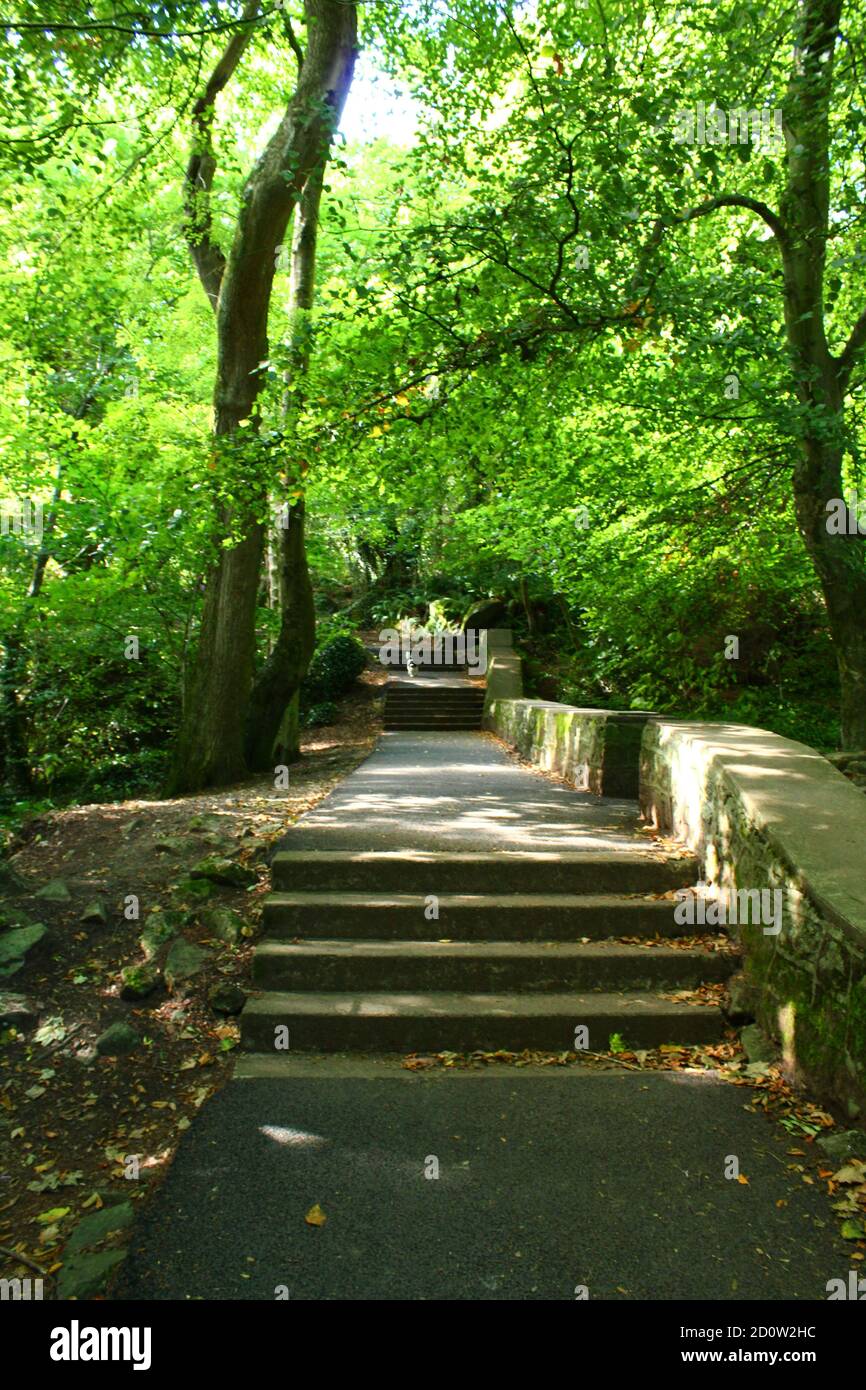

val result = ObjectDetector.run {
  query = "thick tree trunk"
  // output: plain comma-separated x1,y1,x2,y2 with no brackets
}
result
246,500,316,768
172,508,267,789
245,166,323,768
170,0,356,792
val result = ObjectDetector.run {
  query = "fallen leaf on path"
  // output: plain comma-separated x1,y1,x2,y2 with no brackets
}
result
36,1206,69,1223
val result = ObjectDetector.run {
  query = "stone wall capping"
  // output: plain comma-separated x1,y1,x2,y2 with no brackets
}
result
642,719,866,946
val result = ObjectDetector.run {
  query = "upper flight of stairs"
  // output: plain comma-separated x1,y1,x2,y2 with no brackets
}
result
241,848,735,1056
384,681,485,731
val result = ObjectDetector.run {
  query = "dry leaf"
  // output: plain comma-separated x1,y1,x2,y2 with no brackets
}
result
833,1162,866,1185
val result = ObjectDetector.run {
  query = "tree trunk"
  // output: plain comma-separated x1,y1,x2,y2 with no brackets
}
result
246,499,316,768
0,367,113,794
791,432,866,747
172,505,267,789
778,0,866,747
662,0,866,747
169,0,357,792
245,165,324,768
0,628,31,793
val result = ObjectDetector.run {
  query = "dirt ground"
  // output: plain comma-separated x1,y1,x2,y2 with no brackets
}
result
0,673,383,1293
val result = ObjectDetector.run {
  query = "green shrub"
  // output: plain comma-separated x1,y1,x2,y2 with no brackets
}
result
75,748,170,803
301,700,339,728
302,634,366,704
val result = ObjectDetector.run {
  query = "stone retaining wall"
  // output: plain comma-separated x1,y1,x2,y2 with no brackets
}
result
641,720,866,1119
487,697,866,1116
484,698,655,797
482,630,523,708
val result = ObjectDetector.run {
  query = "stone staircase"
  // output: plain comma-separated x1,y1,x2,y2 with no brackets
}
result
241,848,733,1055
384,681,485,731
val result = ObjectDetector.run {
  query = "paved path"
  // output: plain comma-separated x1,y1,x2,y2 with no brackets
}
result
116,1062,848,1301
115,728,850,1301
278,730,659,854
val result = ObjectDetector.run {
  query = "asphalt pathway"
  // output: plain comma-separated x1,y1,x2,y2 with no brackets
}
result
115,1062,849,1301
277,728,661,855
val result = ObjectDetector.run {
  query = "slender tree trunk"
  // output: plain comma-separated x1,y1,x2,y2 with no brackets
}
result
791,428,866,747
1,365,114,793
0,479,61,793
778,0,866,747
0,628,30,792
170,0,356,792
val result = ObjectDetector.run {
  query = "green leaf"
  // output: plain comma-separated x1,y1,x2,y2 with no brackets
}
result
37,1206,71,1223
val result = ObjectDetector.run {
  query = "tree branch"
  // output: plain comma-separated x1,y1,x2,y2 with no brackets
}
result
283,14,305,73
548,137,581,299
184,0,262,311
1,11,275,39
213,0,357,420
671,195,788,247
838,303,866,388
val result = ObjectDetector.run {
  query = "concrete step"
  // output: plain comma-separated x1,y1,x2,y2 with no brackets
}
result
384,715,482,723
384,700,482,708
384,710,483,719
384,700,485,710
385,711,482,717
384,712,483,721
385,690,485,698
384,706,483,714
261,891,685,940
385,682,484,690
383,693,481,700
383,708,483,716
252,938,736,993
383,722,483,733
384,721,482,730
270,850,697,895
240,990,725,1052
385,715,484,721
384,690,483,697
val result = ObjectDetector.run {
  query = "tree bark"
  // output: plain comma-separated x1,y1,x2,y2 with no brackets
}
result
170,0,357,792
778,0,866,747
245,165,324,768
0,629,30,793
246,499,316,768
